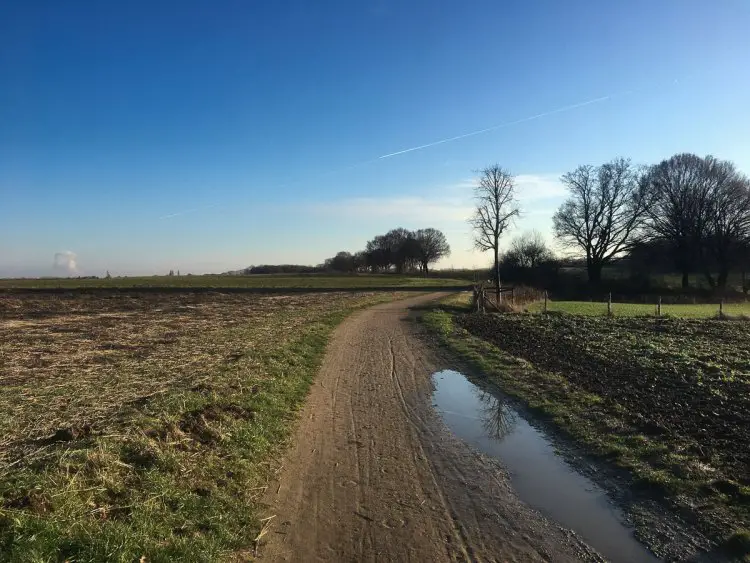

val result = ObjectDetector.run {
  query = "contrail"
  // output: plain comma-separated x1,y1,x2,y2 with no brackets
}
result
159,203,218,220
378,93,621,159
160,86,644,219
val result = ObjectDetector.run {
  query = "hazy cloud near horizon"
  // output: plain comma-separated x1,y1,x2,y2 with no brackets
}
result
53,251,79,275
310,174,565,224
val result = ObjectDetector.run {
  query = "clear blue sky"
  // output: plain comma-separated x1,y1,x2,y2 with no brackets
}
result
2,0,749,276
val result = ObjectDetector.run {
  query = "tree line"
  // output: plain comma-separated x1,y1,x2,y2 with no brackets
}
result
322,227,450,276
470,153,750,290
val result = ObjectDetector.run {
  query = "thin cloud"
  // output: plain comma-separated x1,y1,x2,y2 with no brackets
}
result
514,174,567,202
310,174,565,224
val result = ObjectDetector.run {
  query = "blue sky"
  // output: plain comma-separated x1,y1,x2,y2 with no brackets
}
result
2,0,749,276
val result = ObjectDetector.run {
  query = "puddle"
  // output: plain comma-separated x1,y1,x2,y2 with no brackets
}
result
432,370,658,563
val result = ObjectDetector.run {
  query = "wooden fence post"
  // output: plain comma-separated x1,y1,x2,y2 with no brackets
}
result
544,290,548,314
607,293,612,316
657,296,662,317
720,299,724,319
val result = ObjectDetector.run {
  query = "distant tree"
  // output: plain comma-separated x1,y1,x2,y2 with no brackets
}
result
643,154,715,288
553,158,650,284
168,269,175,276
383,228,414,273
365,237,392,272
704,166,750,287
507,231,553,269
501,231,558,286
353,251,369,273
642,154,750,288
325,251,356,273
413,228,450,277
105,270,112,279
626,239,673,286
469,165,520,302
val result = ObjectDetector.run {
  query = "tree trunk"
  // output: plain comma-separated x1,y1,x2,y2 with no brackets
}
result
703,268,716,288
681,270,689,289
717,267,729,289
587,261,602,284
494,245,500,304
423,262,429,278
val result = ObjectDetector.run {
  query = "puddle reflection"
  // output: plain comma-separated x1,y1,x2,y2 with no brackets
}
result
432,369,657,563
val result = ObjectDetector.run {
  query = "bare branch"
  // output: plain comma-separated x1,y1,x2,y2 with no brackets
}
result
553,158,648,283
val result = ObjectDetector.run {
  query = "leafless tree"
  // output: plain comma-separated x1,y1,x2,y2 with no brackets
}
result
413,228,450,277
704,166,750,287
469,165,520,302
553,158,649,284
643,154,715,288
642,154,750,288
476,390,517,441
508,230,554,268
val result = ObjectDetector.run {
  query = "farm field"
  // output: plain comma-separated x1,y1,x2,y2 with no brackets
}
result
525,299,750,318
0,274,467,291
0,291,403,561
424,306,750,556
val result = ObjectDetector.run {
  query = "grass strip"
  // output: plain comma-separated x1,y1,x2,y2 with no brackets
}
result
421,300,750,561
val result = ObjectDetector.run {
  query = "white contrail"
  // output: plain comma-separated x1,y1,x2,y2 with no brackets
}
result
378,93,621,159
160,87,643,219
159,203,218,220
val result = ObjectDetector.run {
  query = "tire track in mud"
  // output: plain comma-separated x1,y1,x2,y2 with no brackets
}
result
259,294,602,562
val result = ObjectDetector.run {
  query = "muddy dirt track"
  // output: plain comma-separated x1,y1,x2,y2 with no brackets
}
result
259,294,602,562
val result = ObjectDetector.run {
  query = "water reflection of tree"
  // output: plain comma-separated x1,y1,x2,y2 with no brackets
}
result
475,389,517,440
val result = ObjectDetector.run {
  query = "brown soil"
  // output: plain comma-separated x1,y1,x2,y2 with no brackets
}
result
258,294,602,562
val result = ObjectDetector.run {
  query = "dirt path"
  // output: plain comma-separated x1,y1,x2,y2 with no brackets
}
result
259,294,601,562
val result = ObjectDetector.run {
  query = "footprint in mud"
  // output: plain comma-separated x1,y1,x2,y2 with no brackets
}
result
380,517,407,529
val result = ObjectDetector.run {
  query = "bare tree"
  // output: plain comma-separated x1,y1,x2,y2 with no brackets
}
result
508,230,554,268
704,165,750,287
476,390,517,441
413,228,450,277
553,158,649,284
643,154,730,288
469,165,520,302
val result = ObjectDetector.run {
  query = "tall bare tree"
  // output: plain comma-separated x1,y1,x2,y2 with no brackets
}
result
704,165,750,287
643,154,737,288
553,158,649,284
413,228,450,277
469,165,520,302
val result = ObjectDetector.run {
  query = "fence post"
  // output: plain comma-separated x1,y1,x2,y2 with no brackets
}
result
544,290,548,314
720,299,724,319
657,296,662,317
607,292,612,316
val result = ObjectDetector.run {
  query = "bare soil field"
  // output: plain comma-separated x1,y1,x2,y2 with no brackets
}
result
449,311,750,558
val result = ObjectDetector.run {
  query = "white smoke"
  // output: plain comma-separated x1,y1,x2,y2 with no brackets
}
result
53,251,79,275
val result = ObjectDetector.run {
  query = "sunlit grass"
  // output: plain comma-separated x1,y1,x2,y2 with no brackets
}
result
0,291,402,561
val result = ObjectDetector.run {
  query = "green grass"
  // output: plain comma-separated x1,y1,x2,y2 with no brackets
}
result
421,303,750,557
0,292,401,561
525,300,750,318
0,274,467,290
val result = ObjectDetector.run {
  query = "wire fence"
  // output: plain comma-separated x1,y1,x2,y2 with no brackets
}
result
532,291,750,319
